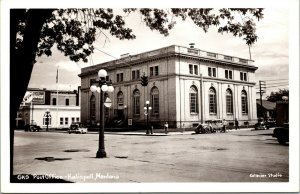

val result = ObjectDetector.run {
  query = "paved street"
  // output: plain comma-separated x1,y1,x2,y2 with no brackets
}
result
13,129,288,183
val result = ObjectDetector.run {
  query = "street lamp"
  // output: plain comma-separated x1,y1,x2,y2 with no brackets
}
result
144,100,152,134
45,109,50,131
90,69,114,158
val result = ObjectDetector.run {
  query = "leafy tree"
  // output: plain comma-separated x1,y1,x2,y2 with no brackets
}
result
267,89,289,102
10,8,263,181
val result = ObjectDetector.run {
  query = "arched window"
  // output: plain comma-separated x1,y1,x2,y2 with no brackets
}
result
226,89,233,114
241,90,248,114
43,112,52,126
133,90,140,115
209,87,217,114
117,91,124,106
190,86,198,113
151,87,159,114
90,95,96,121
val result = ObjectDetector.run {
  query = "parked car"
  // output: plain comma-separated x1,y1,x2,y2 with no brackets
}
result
24,123,41,132
272,123,289,145
205,119,223,132
194,119,223,134
254,122,268,130
68,122,88,134
194,123,210,134
264,118,276,128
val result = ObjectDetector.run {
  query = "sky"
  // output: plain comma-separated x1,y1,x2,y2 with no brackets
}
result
28,7,290,99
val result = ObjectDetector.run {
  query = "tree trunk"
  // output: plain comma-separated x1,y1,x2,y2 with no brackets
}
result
10,9,54,182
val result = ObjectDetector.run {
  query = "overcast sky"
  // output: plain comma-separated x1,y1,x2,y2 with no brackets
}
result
28,7,289,99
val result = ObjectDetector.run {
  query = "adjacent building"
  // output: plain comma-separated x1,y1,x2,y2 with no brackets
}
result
16,87,81,129
79,45,258,128
256,99,276,119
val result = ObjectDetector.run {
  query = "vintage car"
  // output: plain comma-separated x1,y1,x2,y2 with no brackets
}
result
24,123,41,132
272,123,289,145
194,119,223,134
194,123,210,134
254,122,268,130
264,118,276,128
205,119,223,131
68,122,88,134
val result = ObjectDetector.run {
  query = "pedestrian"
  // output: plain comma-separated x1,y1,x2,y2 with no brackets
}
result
164,122,169,134
235,118,240,130
208,121,213,133
222,119,227,133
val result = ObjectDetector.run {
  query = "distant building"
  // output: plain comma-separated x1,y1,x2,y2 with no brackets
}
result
79,45,258,129
256,99,276,118
16,87,81,129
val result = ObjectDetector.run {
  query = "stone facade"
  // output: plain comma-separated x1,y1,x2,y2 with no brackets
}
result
79,45,258,129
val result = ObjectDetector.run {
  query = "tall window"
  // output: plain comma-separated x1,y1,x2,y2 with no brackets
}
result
225,70,233,79
241,90,248,114
52,98,56,105
65,98,69,106
240,72,247,81
117,91,124,106
208,67,216,77
194,65,198,75
209,87,217,114
226,89,233,114
90,95,96,121
116,73,124,82
132,70,140,80
189,64,198,75
154,66,159,76
133,90,140,115
150,67,154,77
60,117,63,125
189,64,193,74
150,66,159,77
190,86,198,113
151,87,159,114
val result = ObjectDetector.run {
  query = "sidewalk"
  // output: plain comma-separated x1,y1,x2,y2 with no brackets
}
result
105,127,254,136
105,130,193,136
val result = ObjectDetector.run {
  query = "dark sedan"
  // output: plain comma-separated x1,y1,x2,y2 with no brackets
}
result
272,123,289,145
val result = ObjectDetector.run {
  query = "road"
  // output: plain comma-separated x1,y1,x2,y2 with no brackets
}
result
13,129,289,183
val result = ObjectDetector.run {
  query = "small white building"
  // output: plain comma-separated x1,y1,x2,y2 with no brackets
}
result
16,88,81,129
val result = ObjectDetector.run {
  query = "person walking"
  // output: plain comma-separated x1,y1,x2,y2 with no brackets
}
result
164,122,169,134
222,119,227,133
235,118,240,130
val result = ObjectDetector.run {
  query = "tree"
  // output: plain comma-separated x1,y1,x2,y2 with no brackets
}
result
10,8,263,181
267,89,289,102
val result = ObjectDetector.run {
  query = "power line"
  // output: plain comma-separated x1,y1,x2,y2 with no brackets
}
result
266,84,289,87
264,79,288,82
94,47,119,60
94,46,132,68
267,85,289,88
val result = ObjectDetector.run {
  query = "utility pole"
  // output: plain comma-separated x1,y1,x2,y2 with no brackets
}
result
258,81,266,118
